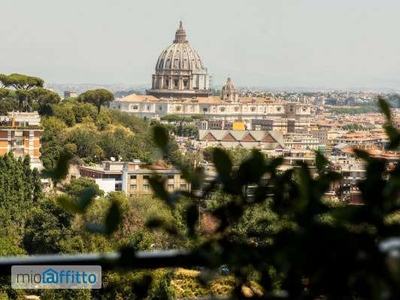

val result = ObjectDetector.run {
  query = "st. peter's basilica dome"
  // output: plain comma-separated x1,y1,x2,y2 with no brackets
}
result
148,22,210,98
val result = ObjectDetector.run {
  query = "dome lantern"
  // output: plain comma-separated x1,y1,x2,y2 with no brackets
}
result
221,77,238,103
174,21,187,43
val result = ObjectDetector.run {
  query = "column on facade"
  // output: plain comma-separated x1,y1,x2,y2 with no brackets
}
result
189,76,193,89
168,76,173,90
185,76,188,89
178,76,183,90
159,76,164,89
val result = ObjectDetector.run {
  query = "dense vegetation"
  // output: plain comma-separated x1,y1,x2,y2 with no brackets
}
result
341,123,370,131
47,98,400,299
3,73,400,299
39,98,192,169
329,105,379,115
0,73,61,114
0,154,41,256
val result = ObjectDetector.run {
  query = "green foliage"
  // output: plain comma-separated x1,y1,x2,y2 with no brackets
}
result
329,105,378,115
0,88,18,114
29,87,61,114
78,89,114,115
37,288,91,300
203,146,253,167
134,114,400,299
23,198,74,254
0,237,26,256
0,73,62,115
40,116,67,169
40,101,159,165
152,125,169,152
41,150,73,186
160,114,194,122
0,73,44,90
342,123,368,131
0,73,47,111
64,177,104,199
0,153,42,242
7,91,400,298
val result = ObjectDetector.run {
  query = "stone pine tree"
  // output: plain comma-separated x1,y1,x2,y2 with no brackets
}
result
0,73,44,110
78,89,114,115
0,73,44,90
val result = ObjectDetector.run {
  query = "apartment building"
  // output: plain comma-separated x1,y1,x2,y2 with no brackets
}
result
0,112,42,161
79,160,190,196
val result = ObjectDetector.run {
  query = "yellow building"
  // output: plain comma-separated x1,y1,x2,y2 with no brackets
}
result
232,121,246,131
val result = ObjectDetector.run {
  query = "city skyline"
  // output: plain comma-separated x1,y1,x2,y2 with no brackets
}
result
1,0,400,89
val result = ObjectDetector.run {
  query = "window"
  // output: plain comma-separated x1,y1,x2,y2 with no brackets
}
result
180,184,187,190
143,175,149,180
167,184,174,190
174,79,179,87
158,59,164,69
143,184,149,190
130,184,137,190
15,139,24,146
130,175,137,180
168,175,174,179
159,106,162,111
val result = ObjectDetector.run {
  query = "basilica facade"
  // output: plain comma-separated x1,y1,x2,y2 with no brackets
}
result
110,22,313,132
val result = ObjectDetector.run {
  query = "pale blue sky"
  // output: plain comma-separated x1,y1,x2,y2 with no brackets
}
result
1,0,400,89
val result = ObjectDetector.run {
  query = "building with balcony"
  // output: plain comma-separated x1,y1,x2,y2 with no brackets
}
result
0,112,42,162
78,160,190,196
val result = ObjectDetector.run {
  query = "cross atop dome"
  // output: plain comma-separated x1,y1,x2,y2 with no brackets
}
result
174,21,187,43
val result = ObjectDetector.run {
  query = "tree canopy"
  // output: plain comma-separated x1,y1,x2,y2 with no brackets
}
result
0,74,59,113
0,73,44,90
42,97,400,299
78,89,114,114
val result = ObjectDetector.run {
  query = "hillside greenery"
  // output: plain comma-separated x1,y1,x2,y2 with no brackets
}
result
39,97,192,169
3,74,400,299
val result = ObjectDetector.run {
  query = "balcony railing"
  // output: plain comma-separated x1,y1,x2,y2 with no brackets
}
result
0,250,204,275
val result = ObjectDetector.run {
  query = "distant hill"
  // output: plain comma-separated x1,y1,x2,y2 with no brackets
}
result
46,83,150,96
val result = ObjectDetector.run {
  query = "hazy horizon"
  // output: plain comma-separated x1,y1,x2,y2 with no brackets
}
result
1,0,400,89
